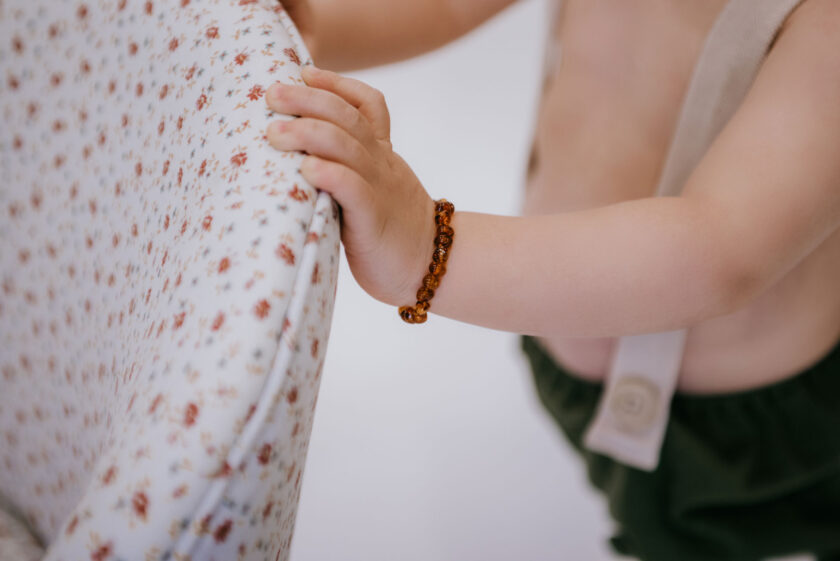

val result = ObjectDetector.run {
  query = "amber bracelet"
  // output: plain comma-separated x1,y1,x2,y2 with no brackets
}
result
398,199,455,324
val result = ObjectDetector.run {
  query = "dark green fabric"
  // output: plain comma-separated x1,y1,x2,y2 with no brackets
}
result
521,334,840,561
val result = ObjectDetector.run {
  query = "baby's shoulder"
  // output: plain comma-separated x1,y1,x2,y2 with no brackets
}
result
776,0,840,51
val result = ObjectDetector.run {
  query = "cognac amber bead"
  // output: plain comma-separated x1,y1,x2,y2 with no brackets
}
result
399,306,416,323
437,224,454,237
400,306,427,324
435,234,452,248
432,247,448,263
422,273,439,290
415,301,431,313
434,213,451,226
429,262,446,276
435,200,454,214
417,287,435,302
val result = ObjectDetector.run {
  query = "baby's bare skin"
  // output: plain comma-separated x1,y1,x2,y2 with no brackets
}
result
281,0,840,395
523,0,840,394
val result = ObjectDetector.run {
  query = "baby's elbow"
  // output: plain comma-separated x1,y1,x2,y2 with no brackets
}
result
714,253,764,318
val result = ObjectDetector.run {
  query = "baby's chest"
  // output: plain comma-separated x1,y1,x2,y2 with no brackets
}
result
527,1,725,207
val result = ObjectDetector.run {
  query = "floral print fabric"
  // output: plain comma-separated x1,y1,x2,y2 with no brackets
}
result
0,1,340,559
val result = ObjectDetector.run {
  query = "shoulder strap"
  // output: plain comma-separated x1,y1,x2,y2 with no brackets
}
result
583,0,805,472
655,0,805,197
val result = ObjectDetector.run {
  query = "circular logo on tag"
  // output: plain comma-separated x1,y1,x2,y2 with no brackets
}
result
607,375,661,435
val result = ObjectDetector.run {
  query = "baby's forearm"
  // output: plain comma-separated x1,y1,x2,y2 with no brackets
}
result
423,197,751,337
304,0,516,71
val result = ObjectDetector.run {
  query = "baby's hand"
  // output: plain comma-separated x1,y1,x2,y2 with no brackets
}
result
266,67,437,307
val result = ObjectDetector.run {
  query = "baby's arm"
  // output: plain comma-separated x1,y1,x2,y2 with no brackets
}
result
284,0,518,71
267,0,840,338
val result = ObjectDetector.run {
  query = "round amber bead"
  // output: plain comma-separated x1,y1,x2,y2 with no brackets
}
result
399,306,417,323
399,306,427,324
437,224,454,237
435,234,452,248
415,301,431,313
432,247,448,263
417,287,435,302
429,262,446,276
435,200,454,214
422,273,439,290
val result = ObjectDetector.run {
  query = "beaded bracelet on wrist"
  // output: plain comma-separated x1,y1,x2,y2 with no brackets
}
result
398,199,455,324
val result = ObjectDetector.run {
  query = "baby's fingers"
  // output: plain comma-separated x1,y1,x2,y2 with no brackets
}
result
265,83,375,149
267,118,374,178
301,66,390,141
300,156,371,218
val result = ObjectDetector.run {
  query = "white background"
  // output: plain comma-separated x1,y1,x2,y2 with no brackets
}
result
292,1,621,559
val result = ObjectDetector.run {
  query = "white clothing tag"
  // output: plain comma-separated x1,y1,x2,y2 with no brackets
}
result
582,330,687,471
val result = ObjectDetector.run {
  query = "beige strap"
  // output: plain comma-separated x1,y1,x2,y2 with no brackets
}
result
583,0,805,471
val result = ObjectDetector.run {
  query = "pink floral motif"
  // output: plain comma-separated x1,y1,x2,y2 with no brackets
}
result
102,466,117,485
258,443,271,465
91,543,113,561
184,403,199,427
132,492,149,521
213,519,233,543
288,184,309,202
275,243,295,266
173,312,186,329
254,299,271,319
247,84,264,101
231,151,248,167
284,48,301,66
211,312,225,331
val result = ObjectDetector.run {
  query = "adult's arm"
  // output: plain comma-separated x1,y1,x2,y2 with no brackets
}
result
285,0,519,71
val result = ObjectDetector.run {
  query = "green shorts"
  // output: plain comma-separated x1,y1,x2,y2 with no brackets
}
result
520,334,840,561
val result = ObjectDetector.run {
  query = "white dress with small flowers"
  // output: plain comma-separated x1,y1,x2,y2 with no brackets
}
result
0,1,340,559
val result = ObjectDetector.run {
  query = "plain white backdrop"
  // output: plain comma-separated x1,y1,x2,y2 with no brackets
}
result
291,1,622,559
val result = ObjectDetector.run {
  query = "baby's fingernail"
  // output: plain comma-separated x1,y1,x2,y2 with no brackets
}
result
269,121,287,134
267,83,284,100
